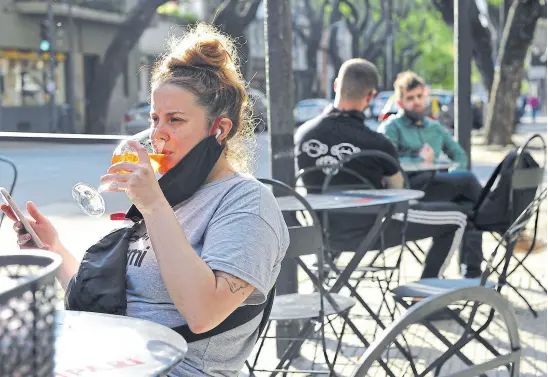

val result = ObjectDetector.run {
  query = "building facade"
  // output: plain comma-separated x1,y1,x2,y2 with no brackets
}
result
0,0,141,134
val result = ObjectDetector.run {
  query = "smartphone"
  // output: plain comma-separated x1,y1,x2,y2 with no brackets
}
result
0,187,45,249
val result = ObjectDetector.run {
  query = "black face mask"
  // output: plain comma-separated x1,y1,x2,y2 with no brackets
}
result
403,108,426,124
125,135,224,222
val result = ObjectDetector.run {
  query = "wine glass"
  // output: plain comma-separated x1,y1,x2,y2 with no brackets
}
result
72,129,165,217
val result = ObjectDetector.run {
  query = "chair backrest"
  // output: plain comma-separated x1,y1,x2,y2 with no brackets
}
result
339,150,410,189
259,178,333,319
297,149,409,193
480,187,547,289
0,156,18,230
297,163,376,193
351,286,521,377
295,151,411,262
473,134,545,231
512,133,546,217
258,178,324,261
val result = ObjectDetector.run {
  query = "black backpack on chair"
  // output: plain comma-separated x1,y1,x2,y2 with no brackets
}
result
472,149,542,232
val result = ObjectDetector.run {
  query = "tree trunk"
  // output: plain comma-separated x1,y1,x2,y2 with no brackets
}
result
328,27,342,90
484,0,544,145
433,0,495,94
327,0,343,97
301,49,319,99
86,0,168,134
294,0,328,100
212,0,262,79
470,2,495,92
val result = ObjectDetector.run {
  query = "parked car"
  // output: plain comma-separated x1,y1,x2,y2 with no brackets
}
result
430,89,454,129
369,91,394,118
294,98,331,126
121,102,151,135
435,93,485,131
378,95,399,122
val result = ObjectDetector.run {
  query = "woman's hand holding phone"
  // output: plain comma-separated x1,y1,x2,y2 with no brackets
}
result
0,201,60,251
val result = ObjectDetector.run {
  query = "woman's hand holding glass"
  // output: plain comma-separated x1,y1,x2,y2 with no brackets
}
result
100,141,167,215
72,129,167,217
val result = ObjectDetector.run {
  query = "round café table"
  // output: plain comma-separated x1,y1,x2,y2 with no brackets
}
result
400,160,461,192
276,188,424,214
54,310,188,377
273,188,424,353
400,160,460,173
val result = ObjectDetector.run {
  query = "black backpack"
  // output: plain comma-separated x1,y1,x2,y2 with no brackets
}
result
472,150,541,232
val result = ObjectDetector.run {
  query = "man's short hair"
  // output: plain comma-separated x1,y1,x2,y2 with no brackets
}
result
394,71,426,99
337,58,379,101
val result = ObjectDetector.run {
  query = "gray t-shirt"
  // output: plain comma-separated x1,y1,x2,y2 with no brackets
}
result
125,173,289,376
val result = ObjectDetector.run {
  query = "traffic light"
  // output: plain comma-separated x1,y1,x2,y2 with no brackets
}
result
39,20,51,52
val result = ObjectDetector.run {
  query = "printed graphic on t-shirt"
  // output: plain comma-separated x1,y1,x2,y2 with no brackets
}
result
301,139,361,175
127,228,150,268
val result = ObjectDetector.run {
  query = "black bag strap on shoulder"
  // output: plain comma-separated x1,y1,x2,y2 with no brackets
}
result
173,287,276,343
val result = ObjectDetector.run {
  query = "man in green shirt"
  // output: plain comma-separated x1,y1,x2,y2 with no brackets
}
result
378,71,483,278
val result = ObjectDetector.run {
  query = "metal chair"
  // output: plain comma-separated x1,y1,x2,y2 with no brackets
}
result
0,156,18,230
297,149,460,271
389,189,544,372
296,149,411,267
350,286,521,377
246,178,356,376
296,161,408,335
392,188,546,300
471,133,546,316
297,150,466,333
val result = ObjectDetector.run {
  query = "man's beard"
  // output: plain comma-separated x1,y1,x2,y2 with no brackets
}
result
403,108,426,123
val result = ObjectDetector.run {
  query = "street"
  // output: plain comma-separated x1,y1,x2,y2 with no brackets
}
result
1,122,545,258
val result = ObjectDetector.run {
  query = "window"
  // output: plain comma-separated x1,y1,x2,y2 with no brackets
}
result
0,49,66,106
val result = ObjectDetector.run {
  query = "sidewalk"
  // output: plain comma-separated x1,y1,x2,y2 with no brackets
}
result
242,233,547,376
471,121,546,164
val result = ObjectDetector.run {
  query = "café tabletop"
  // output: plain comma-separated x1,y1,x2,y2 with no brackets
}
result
275,189,424,213
400,160,460,173
54,310,188,377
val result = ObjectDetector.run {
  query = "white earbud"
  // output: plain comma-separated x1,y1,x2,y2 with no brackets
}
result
215,129,222,139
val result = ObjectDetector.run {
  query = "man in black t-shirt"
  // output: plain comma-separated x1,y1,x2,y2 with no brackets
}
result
295,106,402,189
295,59,468,278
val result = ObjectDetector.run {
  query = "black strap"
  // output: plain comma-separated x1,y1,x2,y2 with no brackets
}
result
473,157,505,213
172,288,275,343
257,287,275,338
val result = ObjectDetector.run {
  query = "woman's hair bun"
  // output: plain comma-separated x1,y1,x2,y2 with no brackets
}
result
164,23,239,74
151,23,254,174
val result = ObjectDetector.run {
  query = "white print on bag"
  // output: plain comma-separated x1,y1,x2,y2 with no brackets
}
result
301,140,361,176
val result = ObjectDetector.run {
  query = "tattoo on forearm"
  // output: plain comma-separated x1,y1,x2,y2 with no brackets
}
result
214,271,249,294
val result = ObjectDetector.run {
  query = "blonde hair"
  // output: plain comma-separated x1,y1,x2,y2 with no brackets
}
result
151,23,255,173
394,71,426,100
